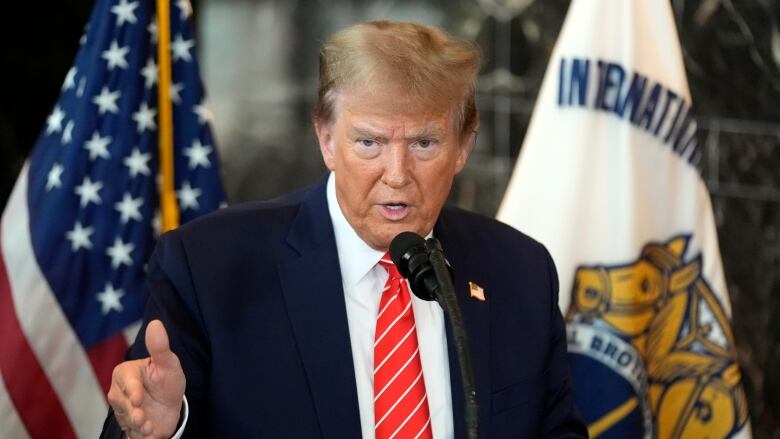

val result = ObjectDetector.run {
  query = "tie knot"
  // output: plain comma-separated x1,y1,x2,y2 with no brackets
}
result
379,252,402,280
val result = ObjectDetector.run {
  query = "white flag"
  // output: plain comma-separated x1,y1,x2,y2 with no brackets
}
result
497,0,751,437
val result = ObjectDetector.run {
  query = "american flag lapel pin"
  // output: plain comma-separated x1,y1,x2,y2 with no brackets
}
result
468,281,486,301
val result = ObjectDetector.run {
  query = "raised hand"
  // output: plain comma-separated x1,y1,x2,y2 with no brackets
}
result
107,320,187,438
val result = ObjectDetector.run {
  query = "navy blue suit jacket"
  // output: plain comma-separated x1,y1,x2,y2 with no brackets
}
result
101,178,586,438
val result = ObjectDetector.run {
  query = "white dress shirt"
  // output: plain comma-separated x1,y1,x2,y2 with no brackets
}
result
326,173,454,439
171,173,453,438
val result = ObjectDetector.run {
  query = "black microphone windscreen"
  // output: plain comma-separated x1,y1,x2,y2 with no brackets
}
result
389,231,425,270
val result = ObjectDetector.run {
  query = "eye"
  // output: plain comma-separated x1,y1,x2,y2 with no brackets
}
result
409,138,441,160
640,278,651,293
353,137,382,159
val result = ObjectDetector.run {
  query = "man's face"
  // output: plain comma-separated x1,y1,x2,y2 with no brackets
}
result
316,91,473,250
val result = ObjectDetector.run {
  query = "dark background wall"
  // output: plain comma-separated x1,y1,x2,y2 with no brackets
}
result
1,0,778,437
0,1,93,206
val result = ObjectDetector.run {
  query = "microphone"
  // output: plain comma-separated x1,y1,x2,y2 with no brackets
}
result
389,231,438,301
389,231,479,439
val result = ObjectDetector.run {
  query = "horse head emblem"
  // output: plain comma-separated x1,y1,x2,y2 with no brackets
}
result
566,235,749,438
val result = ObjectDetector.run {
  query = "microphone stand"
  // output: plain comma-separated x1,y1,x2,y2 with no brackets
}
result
425,238,479,439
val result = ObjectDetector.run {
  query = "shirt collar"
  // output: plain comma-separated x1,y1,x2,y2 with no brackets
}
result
326,173,386,291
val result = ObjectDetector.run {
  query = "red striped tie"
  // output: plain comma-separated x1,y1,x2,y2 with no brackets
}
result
374,253,433,439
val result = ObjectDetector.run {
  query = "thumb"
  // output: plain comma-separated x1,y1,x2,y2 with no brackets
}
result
145,320,179,370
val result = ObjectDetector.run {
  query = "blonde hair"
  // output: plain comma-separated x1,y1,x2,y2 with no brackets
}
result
315,21,481,135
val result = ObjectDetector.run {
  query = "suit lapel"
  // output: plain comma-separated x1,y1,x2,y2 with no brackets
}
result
277,179,362,438
435,210,492,439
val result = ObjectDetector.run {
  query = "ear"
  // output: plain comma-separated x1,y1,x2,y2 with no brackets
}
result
665,236,689,258
454,129,476,174
315,118,336,171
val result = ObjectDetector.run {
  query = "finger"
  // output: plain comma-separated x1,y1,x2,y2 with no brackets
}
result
140,419,154,436
114,384,140,428
110,360,146,405
123,376,145,407
110,364,129,402
117,401,140,432
108,377,136,430
128,425,146,439
130,406,146,429
107,381,123,413
145,320,179,370
114,409,131,432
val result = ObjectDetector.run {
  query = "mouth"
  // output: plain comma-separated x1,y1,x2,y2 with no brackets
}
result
377,202,411,221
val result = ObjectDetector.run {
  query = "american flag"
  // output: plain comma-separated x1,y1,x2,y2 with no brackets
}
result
0,0,225,437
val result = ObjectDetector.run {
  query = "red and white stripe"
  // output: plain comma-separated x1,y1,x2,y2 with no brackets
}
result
0,165,137,437
374,256,432,439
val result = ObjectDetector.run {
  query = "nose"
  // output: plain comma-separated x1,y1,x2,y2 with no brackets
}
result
381,144,412,188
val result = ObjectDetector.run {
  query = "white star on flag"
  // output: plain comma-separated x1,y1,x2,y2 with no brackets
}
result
177,181,202,211
92,86,121,115
123,148,152,177
147,19,158,43
46,163,64,191
140,58,158,89
111,0,139,26
114,192,144,224
46,105,65,134
193,102,213,124
83,131,112,161
176,0,193,20
132,102,157,133
74,176,103,207
183,139,213,169
169,82,184,104
106,237,135,269
65,221,95,251
62,67,77,91
62,120,74,144
97,283,125,315
171,34,194,62
102,40,130,70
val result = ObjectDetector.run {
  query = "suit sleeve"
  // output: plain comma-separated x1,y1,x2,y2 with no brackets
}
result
100,230,211,438
541,247,590,438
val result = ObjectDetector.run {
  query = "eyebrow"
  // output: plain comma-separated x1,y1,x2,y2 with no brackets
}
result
347,125,446,142
407,127,445,139
348,126,387,142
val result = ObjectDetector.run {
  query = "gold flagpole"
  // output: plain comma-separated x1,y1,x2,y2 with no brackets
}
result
156,0,179,232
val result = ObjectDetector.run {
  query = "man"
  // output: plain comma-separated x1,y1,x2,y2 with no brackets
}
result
103,21,587,438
